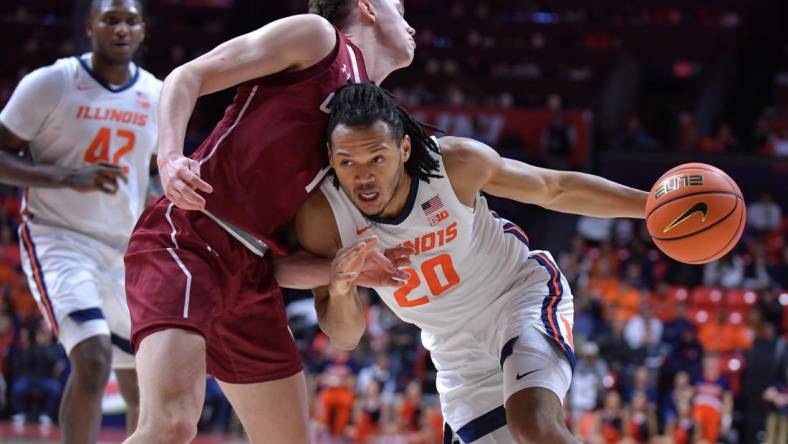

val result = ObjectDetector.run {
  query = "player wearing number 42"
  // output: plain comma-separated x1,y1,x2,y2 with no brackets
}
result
0,0,159,442
294,82,649,444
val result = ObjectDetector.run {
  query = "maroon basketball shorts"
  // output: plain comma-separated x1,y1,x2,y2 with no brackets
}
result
125,201,302,383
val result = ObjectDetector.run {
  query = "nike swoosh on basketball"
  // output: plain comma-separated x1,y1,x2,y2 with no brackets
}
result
356,226,372,235
663,202,708,233
516,369,541,380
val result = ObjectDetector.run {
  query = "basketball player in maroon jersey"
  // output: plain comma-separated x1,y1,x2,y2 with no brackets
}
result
123,1,415,443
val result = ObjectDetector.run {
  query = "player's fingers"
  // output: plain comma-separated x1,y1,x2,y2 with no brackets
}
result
97,162,129,183
95,176,119,194
179,165,213,194
168,184,205,210
366,249,397,274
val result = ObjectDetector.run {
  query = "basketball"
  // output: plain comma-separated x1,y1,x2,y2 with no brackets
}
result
645,163,746,264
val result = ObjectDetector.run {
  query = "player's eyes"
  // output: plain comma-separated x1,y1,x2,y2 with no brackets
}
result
372,156,384,164
340,160,354,167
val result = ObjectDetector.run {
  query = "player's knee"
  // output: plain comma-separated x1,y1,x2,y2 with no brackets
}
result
157,416,198,444
70,337,112,392
136,414,198,444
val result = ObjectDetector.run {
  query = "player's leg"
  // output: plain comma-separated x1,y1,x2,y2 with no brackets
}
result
60,332,112,443
500,251,579,443
116,369,140,433
102,260,140,434
123,329,206,444
19,224,116,443
217,372,310,444
501,327,579,444
208,279,308,443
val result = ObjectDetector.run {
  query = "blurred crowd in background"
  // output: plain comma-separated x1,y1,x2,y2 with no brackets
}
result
0,1,786,443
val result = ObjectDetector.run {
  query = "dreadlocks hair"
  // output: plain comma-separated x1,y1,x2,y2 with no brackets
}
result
308,0,355,29
327,81,443,186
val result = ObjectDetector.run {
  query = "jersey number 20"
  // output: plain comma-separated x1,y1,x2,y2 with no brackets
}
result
394,254,460,307
84,127,135,174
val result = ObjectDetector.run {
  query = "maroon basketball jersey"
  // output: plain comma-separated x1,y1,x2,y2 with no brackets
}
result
191,30,367,256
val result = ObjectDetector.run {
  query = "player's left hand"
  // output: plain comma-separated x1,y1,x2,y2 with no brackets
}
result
329,238,411,294
357,244,413,288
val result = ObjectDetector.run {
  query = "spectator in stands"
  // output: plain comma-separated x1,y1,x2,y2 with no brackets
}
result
661,303,696,351
742,318,780,443
624,303,663,351
769,127,788,157
762,332,787,444
744,241,774,290
596,390,626,444
599,317,635,372
662,371,694,425
577,217,614,246
626,390,657,443
352,379,385,442
540,109,577,170
699,308,754,353
356,352,396,401
649,283,678,323
10,325,65,425
665,398,698,444
396,380,424,433
703,253,745,288
692,354,733,444
679,112,701,152
748,191,783,236
569,341,608,430
701,123,738,153
0,310,14,380
768,246,788,289
613,115,658,151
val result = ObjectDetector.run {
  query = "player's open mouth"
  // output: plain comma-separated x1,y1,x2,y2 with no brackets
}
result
357,191,379,203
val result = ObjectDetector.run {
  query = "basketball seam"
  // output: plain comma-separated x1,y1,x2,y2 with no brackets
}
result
683,205,746,264
647,191,739,219
651,196,740,241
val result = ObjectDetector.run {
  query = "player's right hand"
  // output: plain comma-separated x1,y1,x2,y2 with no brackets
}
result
67,162,128,194
159,155,214,210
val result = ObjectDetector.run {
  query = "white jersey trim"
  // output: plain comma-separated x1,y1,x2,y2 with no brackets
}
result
165,203,179,249
200,85,258,165
346,45,361,82
166,248,193,318
306,165,331,193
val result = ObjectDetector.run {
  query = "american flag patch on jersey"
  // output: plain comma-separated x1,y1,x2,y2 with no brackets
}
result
421,195,444,216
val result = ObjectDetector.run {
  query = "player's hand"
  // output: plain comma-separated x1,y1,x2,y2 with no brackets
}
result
329,238,410,295
357,244,413,288
159,155,213,210
67,162,128,194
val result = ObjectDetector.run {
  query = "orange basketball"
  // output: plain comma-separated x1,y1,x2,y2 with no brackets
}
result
645,163,746,264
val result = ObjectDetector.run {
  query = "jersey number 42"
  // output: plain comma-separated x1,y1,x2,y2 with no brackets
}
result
83,127,135,174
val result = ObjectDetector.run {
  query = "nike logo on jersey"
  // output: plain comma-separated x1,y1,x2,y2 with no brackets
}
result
356,225,372,235
516,369,541,380
76,84,92,91
663,202,708,233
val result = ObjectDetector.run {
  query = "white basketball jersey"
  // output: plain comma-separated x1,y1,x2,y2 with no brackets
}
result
0,54,161,249
321,149,535,343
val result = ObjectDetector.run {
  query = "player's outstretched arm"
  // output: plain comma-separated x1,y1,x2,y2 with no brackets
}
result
157,14,337,210
0,125,127,193
441,136,648,219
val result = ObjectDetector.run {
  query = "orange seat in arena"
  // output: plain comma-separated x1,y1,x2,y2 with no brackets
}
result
687,307,717,326
726,289,758,309
668,286,691,303
690,287,725,307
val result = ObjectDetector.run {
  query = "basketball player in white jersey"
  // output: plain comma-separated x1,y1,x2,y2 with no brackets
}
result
294,82,648,444
0,1,159,441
